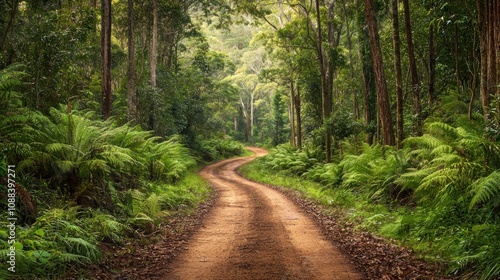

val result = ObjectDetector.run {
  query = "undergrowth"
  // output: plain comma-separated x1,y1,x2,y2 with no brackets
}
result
0,71,244,278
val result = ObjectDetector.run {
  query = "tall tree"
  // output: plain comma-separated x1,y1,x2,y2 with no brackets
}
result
402,0,421,135
127,0,136,122
428,17,436,106
314,0,335,162
477,0,489,120
101,0,112,120
364,0,395,146
150,0,158,87
355,0,377,145
148,0,158,130
341,0,360,119
391,0,404,148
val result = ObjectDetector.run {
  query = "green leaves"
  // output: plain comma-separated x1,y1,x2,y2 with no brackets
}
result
469,171,500,210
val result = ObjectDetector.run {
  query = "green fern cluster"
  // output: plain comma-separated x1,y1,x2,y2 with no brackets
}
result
1,105,196,207
398,122,500,208
126,173,211,232
0,206,121,276
0,66,208,278
262,144,319,176
198,137,244,161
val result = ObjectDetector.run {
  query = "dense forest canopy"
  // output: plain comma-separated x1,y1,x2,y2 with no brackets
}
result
1,0,499,147
1,0,500,278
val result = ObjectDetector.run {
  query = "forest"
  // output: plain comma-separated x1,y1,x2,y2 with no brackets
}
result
0,0,499,279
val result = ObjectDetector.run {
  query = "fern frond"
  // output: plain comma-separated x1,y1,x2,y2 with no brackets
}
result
60,237,101,262
427,122,459,140
469,171,500,210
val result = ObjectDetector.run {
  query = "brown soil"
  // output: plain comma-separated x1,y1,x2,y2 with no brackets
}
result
164,147,361,280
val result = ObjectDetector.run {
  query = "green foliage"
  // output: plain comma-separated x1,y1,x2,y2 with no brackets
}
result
0,207,103,276
262,144,319,176
469,171,500,210
0,100,220,277
197,137,244,161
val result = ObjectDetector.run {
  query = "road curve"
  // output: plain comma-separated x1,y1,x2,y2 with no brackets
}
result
164,147,361,280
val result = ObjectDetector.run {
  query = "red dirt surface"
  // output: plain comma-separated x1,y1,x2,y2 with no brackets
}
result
164,147,361,280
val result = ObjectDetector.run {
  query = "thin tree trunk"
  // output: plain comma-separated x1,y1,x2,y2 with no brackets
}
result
127,0,136,123
101,0,112,120
455,24,461,92
250,92,254,137
0,0,19,52
295,81,302,148
477,0,489,119
151,0,158,88
495,0,500,125
403,0,421,135
428,21,436,106
148,0,158,130
391,0,404,149
487,0,497,118
365,0,395,146
341,0,360,119
290,80,296,146
315,0,333,162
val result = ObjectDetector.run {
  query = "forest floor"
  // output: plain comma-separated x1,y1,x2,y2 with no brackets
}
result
89,147,451,280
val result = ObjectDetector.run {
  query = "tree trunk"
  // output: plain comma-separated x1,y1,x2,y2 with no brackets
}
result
391,0,404,149
148,0,158,130
365,0,395,146
455,24,461,92
101,0,112,120
428,21,436,106
357,0,376,145
486,0,498,124
250,92,254,137
403,0,421,135
477,0,489,119
151,0,158,88
295,81,302,148
341,0,360,120
290,80,296,146
127,0,136,123
315,0,333,162
0,0,19,52
495,0,500,125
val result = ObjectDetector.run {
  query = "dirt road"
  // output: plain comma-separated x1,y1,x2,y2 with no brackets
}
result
165,147,361,280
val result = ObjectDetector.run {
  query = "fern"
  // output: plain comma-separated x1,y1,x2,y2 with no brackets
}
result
469,171,500,210
60,237,101,262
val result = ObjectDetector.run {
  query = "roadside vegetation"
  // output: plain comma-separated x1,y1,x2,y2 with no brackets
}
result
241,120,500,279
0,66,244,278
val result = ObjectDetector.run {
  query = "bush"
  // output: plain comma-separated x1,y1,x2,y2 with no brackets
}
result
197,137,244,161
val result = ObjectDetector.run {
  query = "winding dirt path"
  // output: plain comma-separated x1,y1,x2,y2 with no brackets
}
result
164,147,361,280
